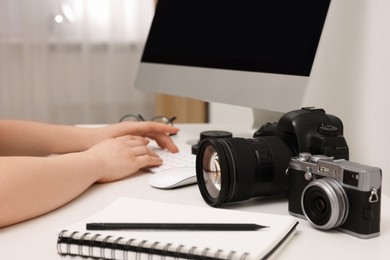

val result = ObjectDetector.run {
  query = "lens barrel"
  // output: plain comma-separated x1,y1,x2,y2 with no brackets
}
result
196,136,293,207
301,178,349,229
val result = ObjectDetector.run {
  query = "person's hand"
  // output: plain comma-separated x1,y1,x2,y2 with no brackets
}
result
89,122,179,153
84,136,163,183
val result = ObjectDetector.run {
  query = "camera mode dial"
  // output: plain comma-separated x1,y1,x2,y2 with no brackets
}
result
318,124,339,136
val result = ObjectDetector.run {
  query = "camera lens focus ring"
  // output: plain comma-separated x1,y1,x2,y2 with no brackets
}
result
301,178,349,230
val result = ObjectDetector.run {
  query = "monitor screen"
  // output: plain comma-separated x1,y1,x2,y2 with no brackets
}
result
135,0,331,113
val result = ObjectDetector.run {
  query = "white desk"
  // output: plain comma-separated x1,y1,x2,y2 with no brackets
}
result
1,124,389,259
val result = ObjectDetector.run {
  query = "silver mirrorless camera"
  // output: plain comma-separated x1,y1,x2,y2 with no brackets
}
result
287,153,382,239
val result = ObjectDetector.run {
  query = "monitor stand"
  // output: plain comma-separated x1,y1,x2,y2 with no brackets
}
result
251,108,283,130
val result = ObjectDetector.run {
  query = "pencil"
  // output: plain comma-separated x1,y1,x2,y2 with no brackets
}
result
86,223,268,231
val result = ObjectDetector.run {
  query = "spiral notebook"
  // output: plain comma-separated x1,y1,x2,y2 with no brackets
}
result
57,197,298,260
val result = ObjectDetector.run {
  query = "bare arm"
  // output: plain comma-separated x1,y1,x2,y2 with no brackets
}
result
0,120,179,156
0,120,179,227
0,136,162,228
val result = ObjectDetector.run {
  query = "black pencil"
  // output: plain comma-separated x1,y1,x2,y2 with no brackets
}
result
86,223,268,231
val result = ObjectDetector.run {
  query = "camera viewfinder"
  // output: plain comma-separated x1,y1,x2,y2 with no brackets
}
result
343,170,359,187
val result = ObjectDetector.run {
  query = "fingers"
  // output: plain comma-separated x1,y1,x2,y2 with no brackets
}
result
128,144,163,169
120,121,180,137
119,122,179,152
116,136,163,166
116,135,150,145
134,154,163,168
153,134,179,153
128,143,159,158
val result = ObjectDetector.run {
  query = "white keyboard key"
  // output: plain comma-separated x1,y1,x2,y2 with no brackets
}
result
147,147,196,173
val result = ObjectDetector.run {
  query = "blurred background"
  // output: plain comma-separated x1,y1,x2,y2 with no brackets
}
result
0,0,158,124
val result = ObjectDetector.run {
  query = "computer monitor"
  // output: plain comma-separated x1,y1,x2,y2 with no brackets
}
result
135,0,390,194
135,0,331,125
136,0,390,192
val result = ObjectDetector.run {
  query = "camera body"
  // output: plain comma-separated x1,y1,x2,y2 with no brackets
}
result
254,107,349,160
196,107,350,207
196,106,381,238
288,153,382,239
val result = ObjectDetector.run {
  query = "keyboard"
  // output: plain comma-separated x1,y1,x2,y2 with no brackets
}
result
146,147,196,173
145,146,198,189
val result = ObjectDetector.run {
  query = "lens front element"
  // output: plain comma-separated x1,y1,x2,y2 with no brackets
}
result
302,178,349,230
202,145,222,199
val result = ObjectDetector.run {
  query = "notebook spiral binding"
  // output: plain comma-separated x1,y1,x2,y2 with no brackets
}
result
57,230,250,260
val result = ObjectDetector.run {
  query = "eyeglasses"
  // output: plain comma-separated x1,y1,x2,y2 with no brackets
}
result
119,114,177,126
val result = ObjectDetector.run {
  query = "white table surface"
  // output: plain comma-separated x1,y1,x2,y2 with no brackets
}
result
1,124,389,259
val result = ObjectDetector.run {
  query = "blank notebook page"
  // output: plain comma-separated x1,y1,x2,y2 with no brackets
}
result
57,197,298,260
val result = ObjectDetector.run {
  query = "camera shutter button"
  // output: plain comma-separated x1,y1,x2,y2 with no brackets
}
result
298,152,311,162
318,124,338,136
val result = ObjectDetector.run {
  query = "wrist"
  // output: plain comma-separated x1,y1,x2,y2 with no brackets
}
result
78,149,108,183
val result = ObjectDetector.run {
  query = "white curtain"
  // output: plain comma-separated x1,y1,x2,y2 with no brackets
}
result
0,0,156,124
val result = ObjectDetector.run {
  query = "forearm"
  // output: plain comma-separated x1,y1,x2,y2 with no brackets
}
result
0,153,102,227
0,120,179,156
0,120,99,156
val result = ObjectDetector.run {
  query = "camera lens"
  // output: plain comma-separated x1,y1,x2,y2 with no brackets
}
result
202,145,223,199
301,178,349,229
196,136,293,207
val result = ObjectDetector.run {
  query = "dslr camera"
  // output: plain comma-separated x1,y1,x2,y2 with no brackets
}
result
196,107,349,207
287,153,382,238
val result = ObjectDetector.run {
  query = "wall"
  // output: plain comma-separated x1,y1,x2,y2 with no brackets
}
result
301,0,390,195
0,0,155,124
